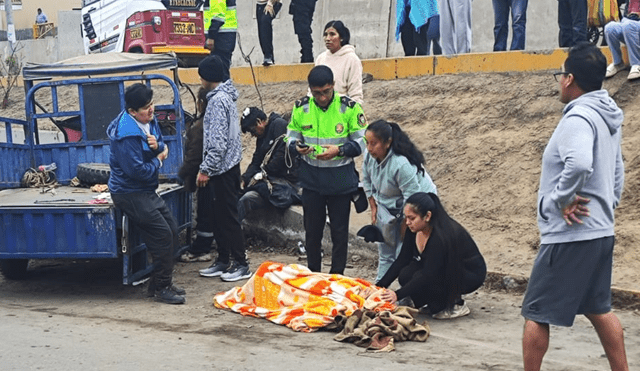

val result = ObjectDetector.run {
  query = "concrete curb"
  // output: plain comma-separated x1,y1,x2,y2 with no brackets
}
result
242,205,379,264
483,271,640,311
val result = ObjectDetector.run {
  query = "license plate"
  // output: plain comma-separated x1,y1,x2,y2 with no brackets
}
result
173,22,196,35
129,28,142,39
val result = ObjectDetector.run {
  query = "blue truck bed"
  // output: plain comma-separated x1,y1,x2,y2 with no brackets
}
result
0,53,192,284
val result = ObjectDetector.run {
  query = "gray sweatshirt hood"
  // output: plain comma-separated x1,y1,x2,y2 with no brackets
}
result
563,89,623,134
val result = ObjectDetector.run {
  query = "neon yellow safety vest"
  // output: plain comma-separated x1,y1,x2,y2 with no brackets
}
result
287,93,367,168
203,0,237,33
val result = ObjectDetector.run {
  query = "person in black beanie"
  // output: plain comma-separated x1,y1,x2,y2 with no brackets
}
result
195,56,251,282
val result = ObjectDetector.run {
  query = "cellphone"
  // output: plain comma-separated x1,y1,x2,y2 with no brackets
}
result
297,142,309,148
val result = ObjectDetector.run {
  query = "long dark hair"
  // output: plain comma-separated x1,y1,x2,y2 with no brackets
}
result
406,192,466,310
366,119,425,175
196,87,210,120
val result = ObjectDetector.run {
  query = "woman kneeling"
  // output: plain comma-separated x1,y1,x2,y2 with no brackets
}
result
378,192,486,319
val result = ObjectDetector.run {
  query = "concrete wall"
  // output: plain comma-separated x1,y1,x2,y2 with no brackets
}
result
0,0,80,32
232,0,559,67
0,10,84,66
2,0,561,66
56,10,85,61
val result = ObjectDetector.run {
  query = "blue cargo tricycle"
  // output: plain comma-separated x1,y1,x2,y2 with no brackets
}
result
0,53,192,284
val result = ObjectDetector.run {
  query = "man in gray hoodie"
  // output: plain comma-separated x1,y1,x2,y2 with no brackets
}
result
521,43,628,371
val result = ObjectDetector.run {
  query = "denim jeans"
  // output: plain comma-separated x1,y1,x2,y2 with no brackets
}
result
237,189,268,223
492,0,528,51
558,0,588,47
605,17,640,66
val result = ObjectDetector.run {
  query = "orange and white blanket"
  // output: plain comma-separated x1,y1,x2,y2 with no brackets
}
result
213,261,396,333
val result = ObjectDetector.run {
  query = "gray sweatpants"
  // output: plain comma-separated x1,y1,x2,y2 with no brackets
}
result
440,0,473,55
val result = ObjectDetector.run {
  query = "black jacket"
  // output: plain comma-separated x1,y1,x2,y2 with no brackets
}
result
242,113,297,186
377,224,486,309
178,118,204,193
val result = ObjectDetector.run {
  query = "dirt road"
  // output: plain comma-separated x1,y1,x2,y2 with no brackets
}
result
1,251,639,371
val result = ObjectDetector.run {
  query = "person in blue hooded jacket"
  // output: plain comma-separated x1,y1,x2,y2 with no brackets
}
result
107,83,185,305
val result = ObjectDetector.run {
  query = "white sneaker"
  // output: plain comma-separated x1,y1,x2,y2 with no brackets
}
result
432,302,471,319
627,65,640,80
606,63,626,78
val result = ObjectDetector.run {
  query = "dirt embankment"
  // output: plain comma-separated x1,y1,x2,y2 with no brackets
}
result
8,69,638,292
233,71,640,293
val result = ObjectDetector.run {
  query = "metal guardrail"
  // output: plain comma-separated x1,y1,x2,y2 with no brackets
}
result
32,22,54,39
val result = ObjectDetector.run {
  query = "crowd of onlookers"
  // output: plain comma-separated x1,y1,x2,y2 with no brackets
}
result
103,2,631,369
201,0,640,81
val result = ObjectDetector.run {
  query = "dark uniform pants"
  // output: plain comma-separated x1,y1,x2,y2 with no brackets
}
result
289,0,317,63
211,32,237,70
302,188,351,275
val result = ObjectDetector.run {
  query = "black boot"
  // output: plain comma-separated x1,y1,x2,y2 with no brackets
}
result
147,278,186,297
154,286,186,305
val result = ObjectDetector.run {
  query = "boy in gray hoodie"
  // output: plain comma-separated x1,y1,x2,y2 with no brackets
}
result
521,43,628,371
195,55,250,282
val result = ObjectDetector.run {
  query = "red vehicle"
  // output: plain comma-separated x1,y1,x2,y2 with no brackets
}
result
82,0,209,66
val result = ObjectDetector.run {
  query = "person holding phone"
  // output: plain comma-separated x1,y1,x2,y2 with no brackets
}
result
287,65,367,275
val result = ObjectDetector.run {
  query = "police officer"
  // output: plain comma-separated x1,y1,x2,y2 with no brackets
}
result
287,65,367,275
203,0,237,70
289,0,317,63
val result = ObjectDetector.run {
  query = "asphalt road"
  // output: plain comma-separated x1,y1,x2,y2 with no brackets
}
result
1,256,639,371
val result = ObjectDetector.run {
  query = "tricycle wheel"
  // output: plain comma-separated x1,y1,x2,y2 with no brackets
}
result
0,259,29,280
77,163,111,185
588,27,601,46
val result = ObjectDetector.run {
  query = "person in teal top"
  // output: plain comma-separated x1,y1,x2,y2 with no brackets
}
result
362,119,437,281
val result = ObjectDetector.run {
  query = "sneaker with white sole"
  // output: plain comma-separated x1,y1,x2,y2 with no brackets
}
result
199,261,229,277
220,262,252,282
627,65,640,80
606,63,626,78
432,302,471,319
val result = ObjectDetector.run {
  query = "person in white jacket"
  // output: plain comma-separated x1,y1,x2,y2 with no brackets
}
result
315,20,364,105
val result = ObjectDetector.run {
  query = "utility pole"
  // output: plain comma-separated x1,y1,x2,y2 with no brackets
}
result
5,0,15,53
